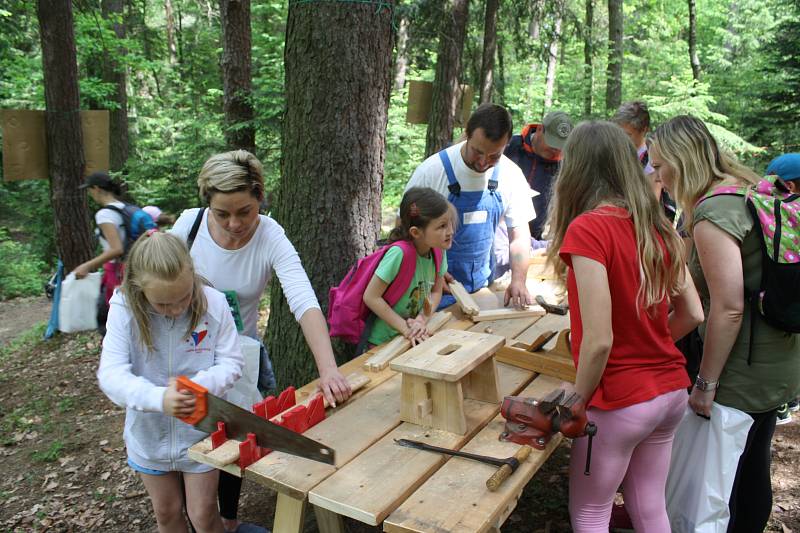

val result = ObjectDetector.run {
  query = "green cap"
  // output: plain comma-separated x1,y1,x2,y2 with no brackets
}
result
542,111,574,150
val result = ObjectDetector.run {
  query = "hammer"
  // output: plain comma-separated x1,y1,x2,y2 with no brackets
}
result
394,439,532,491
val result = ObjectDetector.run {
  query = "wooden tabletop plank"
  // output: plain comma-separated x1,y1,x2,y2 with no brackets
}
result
384,374,564,533
307,364,534,526
468,316,540,344
514,313,571,347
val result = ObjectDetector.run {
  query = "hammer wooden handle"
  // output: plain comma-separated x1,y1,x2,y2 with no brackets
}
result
485,445,532,492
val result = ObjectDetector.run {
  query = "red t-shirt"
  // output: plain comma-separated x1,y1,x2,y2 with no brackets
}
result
560,206,689,410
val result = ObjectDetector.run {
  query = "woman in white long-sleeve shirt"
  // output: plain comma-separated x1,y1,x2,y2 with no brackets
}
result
170,149,352,533
97,231,243,533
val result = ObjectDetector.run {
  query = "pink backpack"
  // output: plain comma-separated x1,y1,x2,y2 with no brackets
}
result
327,240,443,344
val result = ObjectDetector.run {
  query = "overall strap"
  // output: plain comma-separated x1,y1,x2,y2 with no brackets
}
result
439,150,460,196
488,162,500,193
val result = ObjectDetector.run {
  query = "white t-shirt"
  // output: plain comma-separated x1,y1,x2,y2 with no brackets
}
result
171,208,320,338
95,201,127,253
406,141,536,229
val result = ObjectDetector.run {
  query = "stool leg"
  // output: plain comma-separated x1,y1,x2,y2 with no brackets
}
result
314,505,345,533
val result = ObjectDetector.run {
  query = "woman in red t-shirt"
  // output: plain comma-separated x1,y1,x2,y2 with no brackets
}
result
545,121,704,532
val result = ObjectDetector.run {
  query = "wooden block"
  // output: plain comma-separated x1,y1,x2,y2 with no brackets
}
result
273,492,307,533
472,306,545,322
187,438,241,477
494,345,576,383
515,313,571,347
204,439,242,468
245,374,404,500
400,374,467,434
448,280,480,316
306,364,534,526
549,329,573,359
390,329,505,382
363,311,453,372
462,357,500,404
384,375,564,533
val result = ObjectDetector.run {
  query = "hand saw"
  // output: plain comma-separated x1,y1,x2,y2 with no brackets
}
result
176,376,335,465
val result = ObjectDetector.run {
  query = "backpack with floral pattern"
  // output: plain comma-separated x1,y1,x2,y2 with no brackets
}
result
698,176,800,335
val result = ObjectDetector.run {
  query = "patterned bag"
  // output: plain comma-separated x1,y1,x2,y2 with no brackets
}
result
698,176,800,334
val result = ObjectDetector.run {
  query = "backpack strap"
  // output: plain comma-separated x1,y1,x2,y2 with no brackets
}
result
383,240,419,307
187,208,206,251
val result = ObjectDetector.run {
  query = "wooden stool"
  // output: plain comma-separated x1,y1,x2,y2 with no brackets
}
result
390,329,505,435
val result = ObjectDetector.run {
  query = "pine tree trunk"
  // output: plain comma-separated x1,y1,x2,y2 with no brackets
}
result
267,1,394,388
528,0,544,40
606,0,623,111
479,0,499,104
425,0,470,157
543,6,562,110
688,0,701,81
496,35,506,103
219,0,255,154
37,0,94,273
583,0,594,117
165,0,178,65
102,0,130,171
394,15,409,92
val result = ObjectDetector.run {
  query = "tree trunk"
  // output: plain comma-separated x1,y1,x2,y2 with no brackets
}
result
583,0,594,117
543,5,562,110
528,0,544,40
425,0,470,157
606,0,623,111
164,0,178,65
219,0,255,153
688,0,701,81
37,0,94,273
267,2,394,387
479,0,499,104
102,0,130,171
394,14,409,91
496,35,506,103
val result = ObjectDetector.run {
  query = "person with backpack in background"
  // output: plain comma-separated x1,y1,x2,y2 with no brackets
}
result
73,171,155,333
170,150,351,533
360,188,455,348
650,116,800,533
97,231,243,533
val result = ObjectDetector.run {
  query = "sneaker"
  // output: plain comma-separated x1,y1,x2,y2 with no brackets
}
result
777,404,792,425
788,399,800,412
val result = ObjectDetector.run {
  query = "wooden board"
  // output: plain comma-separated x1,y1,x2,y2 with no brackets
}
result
307,365,534,526
384,375,564,533
468,316,540,344
514,313,571,347
390,329,505,382
494,345,576,383
472,306,545,322
244,374,404,500
363,311,452,372
188,438,242,477
448,280,480,316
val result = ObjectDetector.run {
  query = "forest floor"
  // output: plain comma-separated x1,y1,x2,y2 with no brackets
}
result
0,296,798,532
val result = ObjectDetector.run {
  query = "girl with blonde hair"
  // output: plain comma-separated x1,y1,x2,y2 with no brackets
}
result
97,231,243,532
546,121,703,532
651,115,800,532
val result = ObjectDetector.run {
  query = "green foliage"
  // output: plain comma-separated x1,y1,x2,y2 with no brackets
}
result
0,228,47,301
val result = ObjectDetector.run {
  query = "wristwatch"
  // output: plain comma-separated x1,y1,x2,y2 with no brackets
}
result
694,376,719,391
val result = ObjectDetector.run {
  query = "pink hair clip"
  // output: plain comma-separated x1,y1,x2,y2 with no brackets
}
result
409,203,420,217
145,228,158,237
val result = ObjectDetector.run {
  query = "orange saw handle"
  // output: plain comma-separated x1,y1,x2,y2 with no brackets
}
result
176,375,208,425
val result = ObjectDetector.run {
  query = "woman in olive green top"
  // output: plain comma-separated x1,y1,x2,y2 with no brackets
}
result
650,115,800,533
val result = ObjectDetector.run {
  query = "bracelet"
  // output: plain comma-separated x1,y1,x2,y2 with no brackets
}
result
694,376,719,392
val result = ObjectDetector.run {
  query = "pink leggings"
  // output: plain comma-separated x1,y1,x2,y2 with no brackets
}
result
569,388,687,533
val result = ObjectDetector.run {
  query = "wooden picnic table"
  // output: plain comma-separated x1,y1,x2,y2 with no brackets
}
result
189,277,571,533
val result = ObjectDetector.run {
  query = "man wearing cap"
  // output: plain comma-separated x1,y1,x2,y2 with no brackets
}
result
767,153,800,193
405,103,535,309
504,110,574,240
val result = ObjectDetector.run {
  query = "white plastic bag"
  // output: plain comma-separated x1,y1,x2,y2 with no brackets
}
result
225,335,263,409
666,403,753,533
58,272,102,333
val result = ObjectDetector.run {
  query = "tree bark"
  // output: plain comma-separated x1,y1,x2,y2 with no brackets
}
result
219,0,255,153
688,0,701,81
37,0,94,273
583,0,594,117
164,0,178,65
394,14,409,91
528,0,544,41
268,2,394,387
479,0,499,104
102,0,130,171
606,0,623,111
425,0,470,157
496,35,506,103
543,4,562,110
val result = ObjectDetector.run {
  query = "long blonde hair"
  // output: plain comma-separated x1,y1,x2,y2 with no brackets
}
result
121,232,207,352
197,150,265,204
545,121,685,311
651,115,760,228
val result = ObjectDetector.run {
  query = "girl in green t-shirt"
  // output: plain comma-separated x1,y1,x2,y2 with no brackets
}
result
363,187,456,346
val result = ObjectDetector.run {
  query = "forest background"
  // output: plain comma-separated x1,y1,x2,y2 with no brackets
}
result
1,0,799,388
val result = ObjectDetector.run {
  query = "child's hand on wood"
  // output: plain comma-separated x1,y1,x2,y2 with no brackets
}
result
405,317,430,346
163,377,196,418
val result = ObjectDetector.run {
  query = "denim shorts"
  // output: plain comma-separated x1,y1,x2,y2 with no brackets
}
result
127,458,168,476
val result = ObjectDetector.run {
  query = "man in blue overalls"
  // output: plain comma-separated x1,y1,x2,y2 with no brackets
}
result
405,104,536,309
